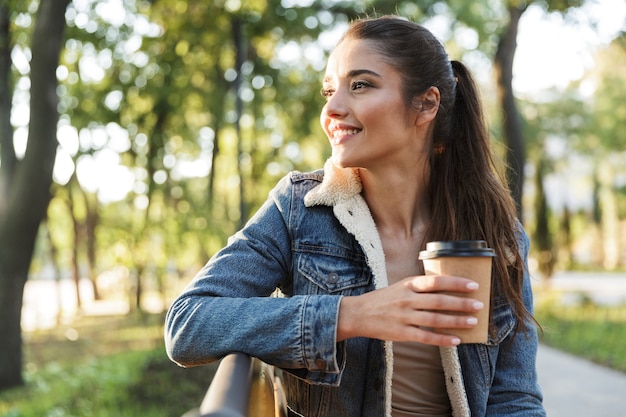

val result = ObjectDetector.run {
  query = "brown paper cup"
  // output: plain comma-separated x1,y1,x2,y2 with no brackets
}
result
419,241,495,344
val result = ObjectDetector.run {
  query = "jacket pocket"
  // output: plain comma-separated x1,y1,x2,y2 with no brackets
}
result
297,250,371,295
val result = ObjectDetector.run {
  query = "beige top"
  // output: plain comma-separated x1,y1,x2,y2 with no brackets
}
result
392,340,452,417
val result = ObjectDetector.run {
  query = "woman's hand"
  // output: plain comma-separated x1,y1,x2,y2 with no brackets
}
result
337,275,483,346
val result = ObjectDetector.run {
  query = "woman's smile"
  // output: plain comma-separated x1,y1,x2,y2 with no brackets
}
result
327,123,362,144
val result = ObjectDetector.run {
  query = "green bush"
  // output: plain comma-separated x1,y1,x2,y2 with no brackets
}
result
0,313,218,417
535,295,626,373
0,348,218,417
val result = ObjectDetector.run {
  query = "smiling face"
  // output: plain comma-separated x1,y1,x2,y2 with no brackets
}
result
320,38,427,171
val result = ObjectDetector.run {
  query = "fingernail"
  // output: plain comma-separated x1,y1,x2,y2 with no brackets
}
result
451,337,461,345
473,301,484,310
467,317,478,325
466,282,479,290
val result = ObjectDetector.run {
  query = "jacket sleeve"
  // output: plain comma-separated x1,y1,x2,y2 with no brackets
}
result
164,174,344,378
485,224,546,416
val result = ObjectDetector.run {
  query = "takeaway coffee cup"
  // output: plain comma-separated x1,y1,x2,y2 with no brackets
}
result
418,240,495,343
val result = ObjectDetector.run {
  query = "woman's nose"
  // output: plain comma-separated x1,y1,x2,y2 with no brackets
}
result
323,90,348,118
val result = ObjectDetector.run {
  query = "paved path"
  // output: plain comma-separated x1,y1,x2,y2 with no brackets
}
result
534,271,626,415
537,344,626,416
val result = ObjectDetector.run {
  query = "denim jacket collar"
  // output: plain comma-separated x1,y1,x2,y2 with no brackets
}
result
304,159,471,417
305,159,388,290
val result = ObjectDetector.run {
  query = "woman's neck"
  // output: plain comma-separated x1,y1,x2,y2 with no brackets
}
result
359,164,430,239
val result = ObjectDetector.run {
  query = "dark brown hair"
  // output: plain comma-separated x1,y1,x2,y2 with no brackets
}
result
340,16,534,335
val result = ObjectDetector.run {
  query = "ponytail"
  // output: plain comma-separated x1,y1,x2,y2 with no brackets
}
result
428,60,532,337
449,60,488,162
428,60,495,239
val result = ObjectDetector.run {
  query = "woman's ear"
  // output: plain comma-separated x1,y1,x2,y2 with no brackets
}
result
413,86,440,126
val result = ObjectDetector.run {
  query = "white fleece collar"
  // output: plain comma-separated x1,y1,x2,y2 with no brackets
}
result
304,159,362,207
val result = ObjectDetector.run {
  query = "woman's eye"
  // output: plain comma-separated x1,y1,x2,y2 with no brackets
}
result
351,80,370,91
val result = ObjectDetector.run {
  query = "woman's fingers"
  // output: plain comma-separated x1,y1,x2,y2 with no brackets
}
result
399,291,484,314
401,275,483,314
405,274,480,294
400,326,462,347
400,308,479,329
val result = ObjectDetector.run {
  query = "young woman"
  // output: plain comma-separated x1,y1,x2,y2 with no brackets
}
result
165,16,546,417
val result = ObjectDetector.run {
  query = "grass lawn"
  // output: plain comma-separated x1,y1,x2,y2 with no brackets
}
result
0,312,218,417
534,292,626,373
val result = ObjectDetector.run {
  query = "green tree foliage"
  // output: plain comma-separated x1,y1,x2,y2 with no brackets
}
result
519,33,626,272
572,36,626,269
581,35,626,154
23,0,425,324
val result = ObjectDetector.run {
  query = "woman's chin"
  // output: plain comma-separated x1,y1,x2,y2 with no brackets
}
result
331,154,358,169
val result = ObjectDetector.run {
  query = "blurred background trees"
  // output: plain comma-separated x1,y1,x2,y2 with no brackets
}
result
0,0,624,391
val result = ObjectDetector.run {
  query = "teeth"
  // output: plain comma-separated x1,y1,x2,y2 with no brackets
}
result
334,129,360,136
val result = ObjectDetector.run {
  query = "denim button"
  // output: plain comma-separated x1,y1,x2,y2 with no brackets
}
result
327,273,339,284
316,359,327,370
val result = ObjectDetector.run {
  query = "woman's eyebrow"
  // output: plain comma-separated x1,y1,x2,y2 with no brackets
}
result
347,69,382,78
323,69,382,84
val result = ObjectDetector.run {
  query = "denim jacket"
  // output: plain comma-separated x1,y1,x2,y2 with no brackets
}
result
165,160,546,417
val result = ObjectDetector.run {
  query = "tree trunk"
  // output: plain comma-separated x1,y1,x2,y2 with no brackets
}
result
232,16,247,227
533,158,556,280
67,185,82,310
207,61,225,215
0,0,70,391
599,163,619,269
84,190,100,300
134,265,144,311
560,205,573,269
45,221,64,325
590,166,604,267
494,5,527,219
0,3,15,205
